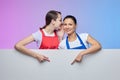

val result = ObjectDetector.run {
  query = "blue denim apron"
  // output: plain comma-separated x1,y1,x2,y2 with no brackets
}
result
66,33,87,49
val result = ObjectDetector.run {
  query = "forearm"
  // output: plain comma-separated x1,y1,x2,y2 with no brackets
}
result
80,44,101,56
15,44,38,58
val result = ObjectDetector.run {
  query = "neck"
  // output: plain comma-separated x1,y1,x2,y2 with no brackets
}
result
68,32,77,42
44,24,55,34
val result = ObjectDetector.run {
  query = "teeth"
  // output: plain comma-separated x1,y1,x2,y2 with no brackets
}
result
66,30,70,32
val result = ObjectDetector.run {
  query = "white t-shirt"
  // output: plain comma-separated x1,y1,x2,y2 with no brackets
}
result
32,29,55,48
58,33,89,49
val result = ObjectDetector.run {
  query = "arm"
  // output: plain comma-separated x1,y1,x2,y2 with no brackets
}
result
57,24,65,42
71,35,101,64
14,35,50,62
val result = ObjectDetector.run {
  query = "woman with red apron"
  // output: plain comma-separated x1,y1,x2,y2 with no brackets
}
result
15,10,64,62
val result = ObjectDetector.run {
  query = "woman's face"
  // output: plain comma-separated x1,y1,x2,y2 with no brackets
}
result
63,18,76,35
54,14,62,30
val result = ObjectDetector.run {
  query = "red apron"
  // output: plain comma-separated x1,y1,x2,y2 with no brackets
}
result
39,29,59,49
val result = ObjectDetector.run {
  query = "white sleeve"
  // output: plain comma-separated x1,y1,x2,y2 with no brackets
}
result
58,42,63,49
79,33,89,48
32,30,42,47
58,39,67,49
79,33,89,41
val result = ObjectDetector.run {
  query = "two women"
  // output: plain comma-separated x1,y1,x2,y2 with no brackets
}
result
15,10,101,63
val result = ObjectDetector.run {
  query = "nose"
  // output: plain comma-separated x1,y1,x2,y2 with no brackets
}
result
65,24,69,28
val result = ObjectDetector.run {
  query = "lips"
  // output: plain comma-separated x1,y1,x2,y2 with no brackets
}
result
65,29,72,33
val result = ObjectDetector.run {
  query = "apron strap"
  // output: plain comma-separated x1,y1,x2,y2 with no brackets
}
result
66,33,86,49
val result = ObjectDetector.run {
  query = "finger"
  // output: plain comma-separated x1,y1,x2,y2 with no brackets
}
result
40,59,44,63
46,58,50,62
76,58,82,62
43,55,49,59
43,57,50,62
71,60,76,65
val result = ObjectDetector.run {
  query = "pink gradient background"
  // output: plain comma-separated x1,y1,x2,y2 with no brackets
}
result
0,0,120,49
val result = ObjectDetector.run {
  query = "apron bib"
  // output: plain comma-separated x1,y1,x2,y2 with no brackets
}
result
39,29,59,49
66,33,86,49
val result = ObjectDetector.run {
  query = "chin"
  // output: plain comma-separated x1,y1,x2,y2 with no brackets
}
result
66,32,72,35
65,30,75,35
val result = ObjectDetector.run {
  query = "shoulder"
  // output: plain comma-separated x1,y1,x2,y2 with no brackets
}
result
78,33,89,37
58,38,66,49
32,30,42,41
78,33,88,38
60,38,66,44
78,33,89,41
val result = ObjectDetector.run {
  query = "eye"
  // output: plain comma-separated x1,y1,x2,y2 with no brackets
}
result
63,24,67,26
69,23,72,26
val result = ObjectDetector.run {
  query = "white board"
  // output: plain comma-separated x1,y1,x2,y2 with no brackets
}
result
0,49,120,80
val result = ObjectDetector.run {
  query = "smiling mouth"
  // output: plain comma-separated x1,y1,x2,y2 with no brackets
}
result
65,29,71,32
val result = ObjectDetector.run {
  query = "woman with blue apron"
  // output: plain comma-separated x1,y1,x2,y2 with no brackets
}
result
61,15,101,64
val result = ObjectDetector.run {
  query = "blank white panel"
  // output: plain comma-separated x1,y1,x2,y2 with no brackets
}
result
0,49,120,80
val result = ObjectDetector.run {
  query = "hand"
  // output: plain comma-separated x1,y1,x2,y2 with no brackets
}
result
36,54,50,62
71,53,83,65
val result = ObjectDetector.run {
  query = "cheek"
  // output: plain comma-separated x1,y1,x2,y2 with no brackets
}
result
63,26,67,29
69,26,74,30
72,26,76,30
58,21,61,25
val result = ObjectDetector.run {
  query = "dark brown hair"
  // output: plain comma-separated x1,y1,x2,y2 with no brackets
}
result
63,15,77,25
41,10,61,29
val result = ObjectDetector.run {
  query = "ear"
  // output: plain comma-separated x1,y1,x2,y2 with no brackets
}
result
75,24,77,28
74,24,77,30
51,19,55,25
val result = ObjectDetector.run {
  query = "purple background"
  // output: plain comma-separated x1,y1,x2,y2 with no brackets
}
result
0,0,120,49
